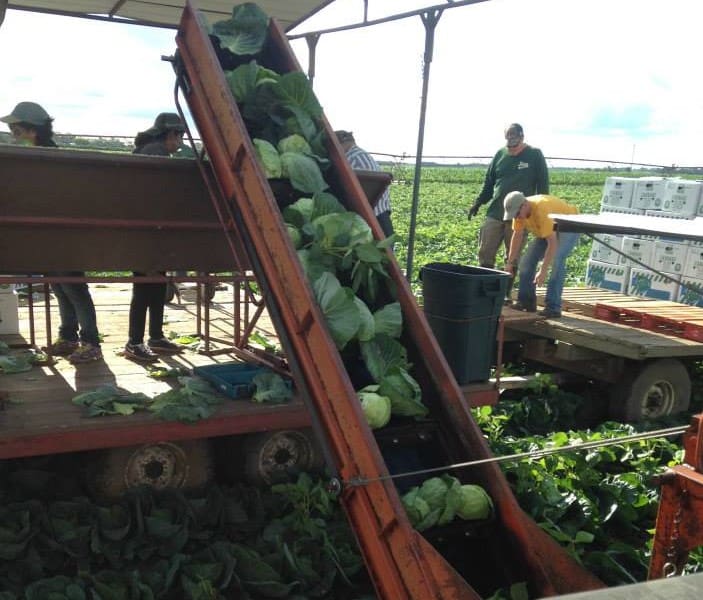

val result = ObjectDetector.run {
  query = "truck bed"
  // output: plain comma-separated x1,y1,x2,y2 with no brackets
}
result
0,284,309,460
506,287,703,362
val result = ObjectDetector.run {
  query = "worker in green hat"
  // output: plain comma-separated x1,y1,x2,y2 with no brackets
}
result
0,101,56,147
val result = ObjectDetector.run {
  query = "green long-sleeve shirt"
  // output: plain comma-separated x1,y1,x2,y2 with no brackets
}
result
474,145,549,220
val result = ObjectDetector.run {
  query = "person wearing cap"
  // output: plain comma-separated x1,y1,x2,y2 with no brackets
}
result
1,102,103,364
124,113,187,363
335,130,394,238
503,192,580,318
0,101,57,147
467,123,549,288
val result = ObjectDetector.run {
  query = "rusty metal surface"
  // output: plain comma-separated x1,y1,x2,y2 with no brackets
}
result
176,1,603,597
0,145,244,272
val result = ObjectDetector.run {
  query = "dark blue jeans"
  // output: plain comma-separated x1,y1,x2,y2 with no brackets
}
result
51,272,100,346
517,232,580,312
128,273,167,345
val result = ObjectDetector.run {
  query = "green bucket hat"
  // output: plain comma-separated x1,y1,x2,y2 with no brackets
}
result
140,112,186,137
1,101,51,126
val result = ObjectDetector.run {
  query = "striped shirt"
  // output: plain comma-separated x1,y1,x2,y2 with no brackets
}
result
345,145,391,216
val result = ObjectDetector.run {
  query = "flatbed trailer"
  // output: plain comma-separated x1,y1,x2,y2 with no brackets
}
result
503,287,703,421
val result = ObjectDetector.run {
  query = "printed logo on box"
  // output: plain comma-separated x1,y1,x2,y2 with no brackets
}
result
629,267,679,301
678,277,703,308
586,260,629,293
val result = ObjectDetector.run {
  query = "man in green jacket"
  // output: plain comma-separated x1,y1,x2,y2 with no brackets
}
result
468,123,550,279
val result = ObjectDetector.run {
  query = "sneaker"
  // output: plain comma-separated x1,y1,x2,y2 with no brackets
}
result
511,301,537,313
69,343,103,364
45,338,79,356
148,337,183,355
539,308,562,318
124,343,159,363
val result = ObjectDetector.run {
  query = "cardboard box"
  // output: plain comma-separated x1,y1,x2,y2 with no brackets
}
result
0,291,19,335
629,267,679,301
586,260,630,293
640,210,691,242
662,179,702,217
631,177,666,210
620,237,654,268
653,240,687,275
677,276,703,308
600,206,644,216
589,234,623,265
684,242,703,279
600,177,635,209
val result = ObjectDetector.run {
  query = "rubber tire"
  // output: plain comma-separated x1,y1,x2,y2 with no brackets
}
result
241,429,325,486
608,359,691,422
87,440,213,500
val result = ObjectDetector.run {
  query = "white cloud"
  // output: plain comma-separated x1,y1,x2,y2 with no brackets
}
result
2,0,702,167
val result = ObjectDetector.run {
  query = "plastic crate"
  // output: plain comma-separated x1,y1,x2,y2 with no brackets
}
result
193,362,269,399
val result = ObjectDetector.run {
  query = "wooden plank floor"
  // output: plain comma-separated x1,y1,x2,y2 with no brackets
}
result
504,286,703,360
0,284,309,460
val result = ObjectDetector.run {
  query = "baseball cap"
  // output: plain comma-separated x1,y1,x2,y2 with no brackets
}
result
504,191,527,220
139,113,186,137
0,101,51,126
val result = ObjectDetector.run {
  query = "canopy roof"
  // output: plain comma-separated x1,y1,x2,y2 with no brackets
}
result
3,0,335,30
552,213,703,243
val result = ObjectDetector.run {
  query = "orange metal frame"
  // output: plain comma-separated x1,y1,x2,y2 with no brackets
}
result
175,2,604,597
649,414,703,579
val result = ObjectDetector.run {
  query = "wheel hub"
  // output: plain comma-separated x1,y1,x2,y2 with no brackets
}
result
641,380,676,419
257,431,312,484
124,443,189,489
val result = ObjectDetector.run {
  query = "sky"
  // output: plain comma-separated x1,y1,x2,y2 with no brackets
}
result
1,0,702,168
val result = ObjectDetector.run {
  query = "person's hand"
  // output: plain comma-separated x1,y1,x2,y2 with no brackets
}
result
534,270,547,286
467,204,480,220
504,262,515,276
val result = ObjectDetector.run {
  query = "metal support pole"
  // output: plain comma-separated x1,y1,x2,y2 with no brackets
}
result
305,33,320,86
405,9,443,281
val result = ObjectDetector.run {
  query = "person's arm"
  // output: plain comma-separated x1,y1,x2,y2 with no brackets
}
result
535,231,558,285
505,226,525,275
468,155,498,217
534,148,549,194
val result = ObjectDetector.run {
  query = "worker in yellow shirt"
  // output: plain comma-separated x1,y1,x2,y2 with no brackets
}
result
503,192,580,318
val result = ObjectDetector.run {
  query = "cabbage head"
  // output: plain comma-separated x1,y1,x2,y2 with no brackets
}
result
456,484,494,521
277,134,312,155
286,224,302,249
253,138,281,178
357,384,391,429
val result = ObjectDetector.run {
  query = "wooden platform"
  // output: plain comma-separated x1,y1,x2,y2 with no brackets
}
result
0,284,309,460
505,287,703,361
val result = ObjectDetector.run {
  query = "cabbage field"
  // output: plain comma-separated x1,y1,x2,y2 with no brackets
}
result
387,165,703,587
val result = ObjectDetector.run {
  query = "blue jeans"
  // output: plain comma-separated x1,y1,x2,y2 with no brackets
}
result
51,272,100,346
517,232,579,312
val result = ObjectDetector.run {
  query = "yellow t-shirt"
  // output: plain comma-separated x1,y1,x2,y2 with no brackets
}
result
513,194,579,238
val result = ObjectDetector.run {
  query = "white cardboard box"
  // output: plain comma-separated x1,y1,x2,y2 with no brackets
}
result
589,234,624,265
600,206,645,216
678,277,703,308
600,177,636,209
629,267,679,301
653,240,687,275
684,242,703,279
620,237,654,268
586,260,630,293
662,179,702,217
0,291,19,335
631,177,666,210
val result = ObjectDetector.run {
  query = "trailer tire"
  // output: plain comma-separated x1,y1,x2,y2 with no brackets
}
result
87,440,213,499
609,359,690,422
242,429,324,485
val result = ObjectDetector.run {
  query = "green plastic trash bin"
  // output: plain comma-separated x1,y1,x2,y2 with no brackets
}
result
421,263,510,384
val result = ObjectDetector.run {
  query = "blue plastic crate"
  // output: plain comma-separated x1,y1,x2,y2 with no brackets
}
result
193,362,292,400
193,362,266,399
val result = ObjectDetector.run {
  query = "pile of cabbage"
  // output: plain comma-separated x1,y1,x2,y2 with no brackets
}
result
401,474,494,531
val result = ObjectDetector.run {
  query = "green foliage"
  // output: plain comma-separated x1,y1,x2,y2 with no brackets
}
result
0,470,370,599
472,376,687,585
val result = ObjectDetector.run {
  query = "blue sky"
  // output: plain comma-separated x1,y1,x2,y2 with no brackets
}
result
1,0,701,167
